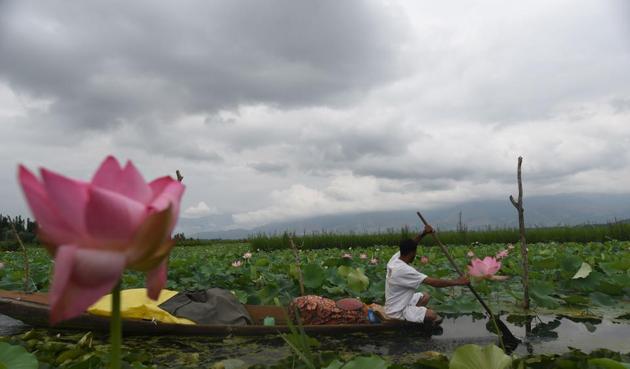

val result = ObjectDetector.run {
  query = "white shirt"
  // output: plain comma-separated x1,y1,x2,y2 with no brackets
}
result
384,251,428,318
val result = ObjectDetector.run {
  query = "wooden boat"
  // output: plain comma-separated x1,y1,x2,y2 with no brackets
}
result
0,290,428,336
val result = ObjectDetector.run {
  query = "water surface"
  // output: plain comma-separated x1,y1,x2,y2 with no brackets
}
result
1,314,629,367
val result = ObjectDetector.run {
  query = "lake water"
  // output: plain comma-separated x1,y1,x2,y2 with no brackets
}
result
1,313,629,367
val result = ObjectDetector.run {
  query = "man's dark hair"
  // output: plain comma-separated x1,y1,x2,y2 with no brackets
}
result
400,238,418,256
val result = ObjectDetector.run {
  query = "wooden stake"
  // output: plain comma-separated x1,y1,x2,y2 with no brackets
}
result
10,222,30,293
509,156,529,310
289,237,305,296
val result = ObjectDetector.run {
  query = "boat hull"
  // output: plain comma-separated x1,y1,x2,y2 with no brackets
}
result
0,291,426,336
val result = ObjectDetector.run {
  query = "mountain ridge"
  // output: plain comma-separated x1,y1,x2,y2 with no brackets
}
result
175,193,630,239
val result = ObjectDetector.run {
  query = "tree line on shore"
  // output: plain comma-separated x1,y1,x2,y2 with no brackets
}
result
0,213,37,250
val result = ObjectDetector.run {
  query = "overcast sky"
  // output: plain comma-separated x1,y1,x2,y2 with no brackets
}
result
1,0,629,228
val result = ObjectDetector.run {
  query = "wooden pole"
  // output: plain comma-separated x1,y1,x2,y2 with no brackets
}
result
10,221,30,293
289,237,305,296
509,156,529,310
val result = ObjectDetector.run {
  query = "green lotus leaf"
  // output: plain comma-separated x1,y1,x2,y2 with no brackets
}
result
302,264,326,289
530,282,562,308
337,266,353,279
254,257,270,267
560,255,582,275
289,265,300,280
258,283,280,304
536,257,559,269
449,344,512,369
346,268,369,293
561,294,590,306
340,356,388,369
572,262,592,279
323,286,345,295
590,291,615,306
587,358,629,369
0,343,38,369
600,259,630,274
322,360,344,369
597,280,625,296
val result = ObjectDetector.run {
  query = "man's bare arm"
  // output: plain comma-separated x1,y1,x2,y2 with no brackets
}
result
413,224,434,243
423,276,469,288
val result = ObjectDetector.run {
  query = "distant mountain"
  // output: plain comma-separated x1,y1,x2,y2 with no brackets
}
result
176,193,630,239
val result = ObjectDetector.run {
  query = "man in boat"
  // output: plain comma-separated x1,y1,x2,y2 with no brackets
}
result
385,225,469,325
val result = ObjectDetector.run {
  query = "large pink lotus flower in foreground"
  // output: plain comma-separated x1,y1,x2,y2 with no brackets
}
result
467,256,501,279
18,156,184,323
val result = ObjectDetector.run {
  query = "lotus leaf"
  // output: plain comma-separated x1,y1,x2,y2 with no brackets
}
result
340,356,388,369
346,268,369,292
587,358,630,369
337,266,353,279
449,344,512,369
590,292,615,306
560,255,582,275
0,343,38,369
255,258,270,267
572,262,592,279
302,264,326,289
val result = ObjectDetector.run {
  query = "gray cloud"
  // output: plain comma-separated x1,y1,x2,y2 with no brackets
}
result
1,0,630,227
249,162,289,175
0,0,410,133
611,97,630,113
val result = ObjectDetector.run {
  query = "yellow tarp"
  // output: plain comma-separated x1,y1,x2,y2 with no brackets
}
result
88,288,195,325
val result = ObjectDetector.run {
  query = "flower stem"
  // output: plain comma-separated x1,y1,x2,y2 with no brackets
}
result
110,281,122,369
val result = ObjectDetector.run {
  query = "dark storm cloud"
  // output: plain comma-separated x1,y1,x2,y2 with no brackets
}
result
293,125,414,172
0,0,410,131
112,122,224,163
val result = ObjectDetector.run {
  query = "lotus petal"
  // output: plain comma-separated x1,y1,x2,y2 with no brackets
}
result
146,261,168,300
85,186,146,244
50,246,126,324
119,161,152,204
18,166,74,247
126,206,172,270
148,176,173,199
91,156,123,191
149,181,185,232
41,169,88,234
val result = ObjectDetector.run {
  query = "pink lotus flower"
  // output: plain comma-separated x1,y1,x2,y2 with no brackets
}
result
369,258,378,265
467,256,501,279
231,260,242,267
242,252,252,259
507,243,515,250
18,156,184,323
467,250,475,258
496,250,509,260
342,253,352,259
359,253,368,260
420,256,429,265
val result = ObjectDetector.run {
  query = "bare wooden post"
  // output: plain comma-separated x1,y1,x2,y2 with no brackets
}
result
289,237,305,296
176,170,184,182
10,222,30,293
509,156,529,310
